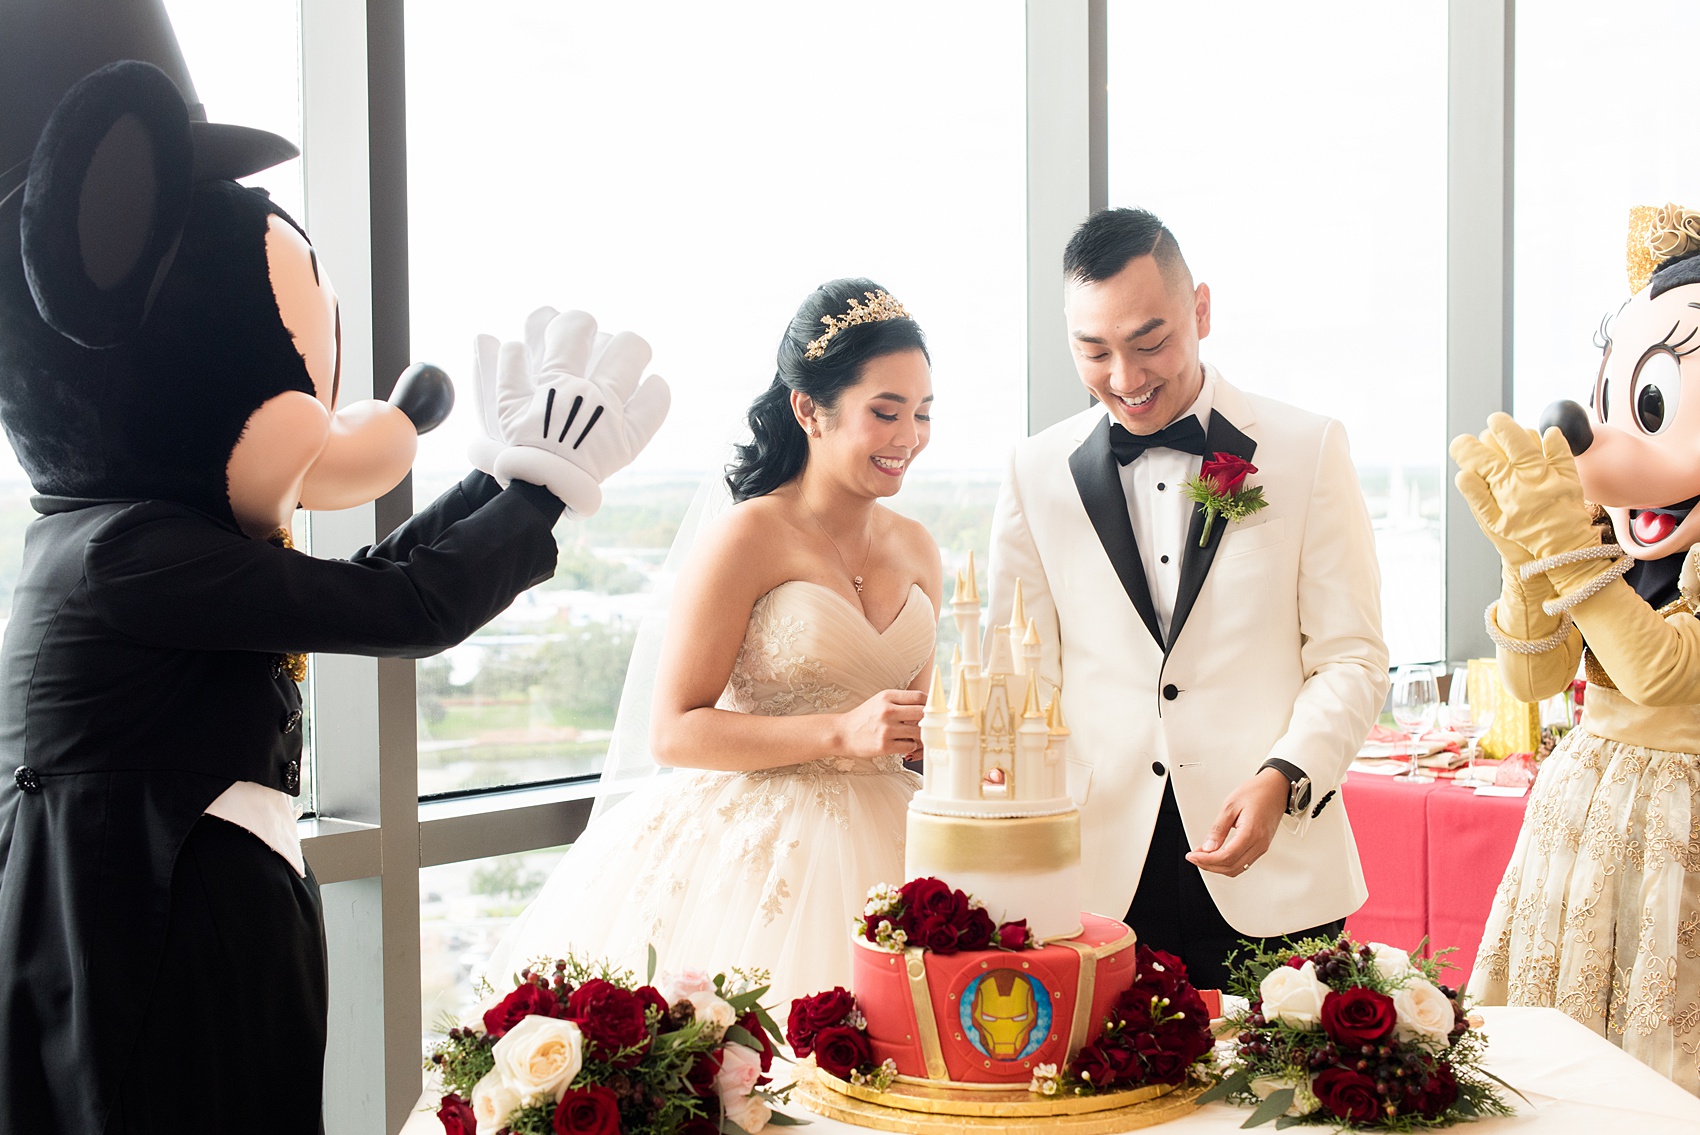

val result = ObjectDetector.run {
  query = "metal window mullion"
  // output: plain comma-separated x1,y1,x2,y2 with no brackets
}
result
1025,0,1106,437
1445,0,1515,663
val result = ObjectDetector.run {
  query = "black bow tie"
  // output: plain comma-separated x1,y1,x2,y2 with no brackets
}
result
1107,415,1209,465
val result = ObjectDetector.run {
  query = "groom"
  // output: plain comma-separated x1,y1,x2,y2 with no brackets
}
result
987,208,1388,989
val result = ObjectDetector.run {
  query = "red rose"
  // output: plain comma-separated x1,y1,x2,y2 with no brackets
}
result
1313,1067,1382,1123
913,913,961,953
552,1084,621,1135
1200,453,1256,495
996,919,1030,950
1111,988,1157,1031
1405,1063,1460,1119
436,1093,476,1135
482,980,562,1039
1134,945,1190,1000
861,913,883,942
566,979,651,1062
686,1049,722,1097
899,877,956,918
679,1120,719,1135
787,987,857,1056
1131,1031,1193,1085
738,1009,777,1074
1321,987,1396,1047
635,984,669,1024
813,1024,873,1079
957,907,996,951
1072,1036,1140,1088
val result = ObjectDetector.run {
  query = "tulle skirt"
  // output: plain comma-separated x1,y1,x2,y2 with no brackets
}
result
483,757,919,1014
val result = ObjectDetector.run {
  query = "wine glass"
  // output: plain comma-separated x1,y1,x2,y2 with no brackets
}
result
1445,665,1497,784
1390,665,1440,782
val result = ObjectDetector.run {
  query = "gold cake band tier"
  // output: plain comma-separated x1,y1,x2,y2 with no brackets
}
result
797,1063,1203,1130
905,809,1080,876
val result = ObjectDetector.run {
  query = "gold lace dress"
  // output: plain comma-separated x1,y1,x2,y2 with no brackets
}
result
1468,671,1700,1094
482,581,932,1010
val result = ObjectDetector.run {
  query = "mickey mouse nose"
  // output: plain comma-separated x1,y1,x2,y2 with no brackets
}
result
389,362,454,434
1539,400,1594,456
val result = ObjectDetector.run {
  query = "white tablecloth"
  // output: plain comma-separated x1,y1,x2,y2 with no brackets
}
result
401,1007,1700,1134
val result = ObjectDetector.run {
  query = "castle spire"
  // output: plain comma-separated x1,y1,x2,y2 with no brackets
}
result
949,660,974,718
1008,578,1026,635
927,662,947,710
1021,672,1044,719
960,549,980,603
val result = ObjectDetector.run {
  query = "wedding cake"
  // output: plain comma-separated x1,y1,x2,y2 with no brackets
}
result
844,558,1142,1093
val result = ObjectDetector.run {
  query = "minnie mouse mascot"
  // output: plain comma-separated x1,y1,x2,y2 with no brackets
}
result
1453,204,1700,1093
0,3,669,1131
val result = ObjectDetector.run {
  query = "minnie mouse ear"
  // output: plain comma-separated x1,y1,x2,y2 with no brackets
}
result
20,59,193,348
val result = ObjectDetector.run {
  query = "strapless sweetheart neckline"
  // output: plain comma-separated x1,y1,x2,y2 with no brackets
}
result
767,579,928,638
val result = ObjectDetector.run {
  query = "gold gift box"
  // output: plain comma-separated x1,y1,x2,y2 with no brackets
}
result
1469,657,1541,759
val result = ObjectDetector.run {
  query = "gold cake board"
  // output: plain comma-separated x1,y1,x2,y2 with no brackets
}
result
794,1064,1203,1134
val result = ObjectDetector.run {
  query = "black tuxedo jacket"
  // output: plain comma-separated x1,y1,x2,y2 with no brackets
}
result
0,470,562,1135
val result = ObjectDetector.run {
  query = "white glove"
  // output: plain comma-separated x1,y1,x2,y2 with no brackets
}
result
471,307,670,517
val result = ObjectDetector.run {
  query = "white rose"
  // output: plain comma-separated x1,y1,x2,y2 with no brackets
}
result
470,1071,521,1135
491,1015,584,1104
686,988,737,1034
1257,961,1330,1030
1367,943,1416,983
1250,1075,1321,1116
723,1091,773,1133
656,968,714,1006
1392,978,1455,1046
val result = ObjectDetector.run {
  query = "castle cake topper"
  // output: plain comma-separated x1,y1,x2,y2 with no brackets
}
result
916,551,1071,814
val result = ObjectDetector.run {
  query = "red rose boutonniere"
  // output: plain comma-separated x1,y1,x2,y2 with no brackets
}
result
1183,452,1267,546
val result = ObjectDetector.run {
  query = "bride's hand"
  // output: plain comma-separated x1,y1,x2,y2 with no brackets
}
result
834,689,928,758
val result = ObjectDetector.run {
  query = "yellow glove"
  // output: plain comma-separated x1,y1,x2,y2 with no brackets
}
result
1449,413,1606,595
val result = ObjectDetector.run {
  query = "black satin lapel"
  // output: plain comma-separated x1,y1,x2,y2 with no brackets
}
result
1168,410,1258,651
1070,418,1164,647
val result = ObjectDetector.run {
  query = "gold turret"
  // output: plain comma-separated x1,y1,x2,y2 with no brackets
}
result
1021,672,1044,719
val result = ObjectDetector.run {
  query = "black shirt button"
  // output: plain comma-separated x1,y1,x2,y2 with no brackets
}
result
14,766,42,794
271,656,286,680
1151,761,1166,777
1162,683,1179,701
281,709,303,734
283,760,301,794
1157,482,1166,491
1160,554,1170,564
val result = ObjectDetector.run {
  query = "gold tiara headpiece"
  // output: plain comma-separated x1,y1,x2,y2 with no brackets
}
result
1627,202,1700,293
804,290,911,360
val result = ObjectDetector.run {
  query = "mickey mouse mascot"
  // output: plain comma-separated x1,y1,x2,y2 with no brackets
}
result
1453,204,1700,1093
0,3,670,1131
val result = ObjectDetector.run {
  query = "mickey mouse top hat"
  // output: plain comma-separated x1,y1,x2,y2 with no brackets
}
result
0,0,298,210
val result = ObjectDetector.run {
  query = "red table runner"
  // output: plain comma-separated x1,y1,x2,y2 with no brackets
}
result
1339,772,1529,984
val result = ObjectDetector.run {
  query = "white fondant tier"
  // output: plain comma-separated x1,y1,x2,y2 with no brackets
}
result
903,806,1083,942
908,790,1075,819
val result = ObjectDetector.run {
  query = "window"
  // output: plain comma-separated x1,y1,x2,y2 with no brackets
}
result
1105,0,1448,664
1513,0,1700,424
404,0,1028,794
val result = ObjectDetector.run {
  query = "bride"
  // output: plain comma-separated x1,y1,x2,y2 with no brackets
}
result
482,278,941,1009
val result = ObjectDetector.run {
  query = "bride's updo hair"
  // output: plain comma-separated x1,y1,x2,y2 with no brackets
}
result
725,277,929,502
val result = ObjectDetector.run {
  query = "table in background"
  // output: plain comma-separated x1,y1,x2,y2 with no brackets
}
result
1340,771,1528,982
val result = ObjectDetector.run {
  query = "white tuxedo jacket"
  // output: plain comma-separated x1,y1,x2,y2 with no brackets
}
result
987,369,1388,937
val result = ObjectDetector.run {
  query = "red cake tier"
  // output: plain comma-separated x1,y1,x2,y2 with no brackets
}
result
851,912,1138,1086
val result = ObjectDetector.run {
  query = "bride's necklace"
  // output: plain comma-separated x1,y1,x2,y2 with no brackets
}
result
800,490,873,594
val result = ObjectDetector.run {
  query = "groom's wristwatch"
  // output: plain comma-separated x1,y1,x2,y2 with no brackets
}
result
1259,758,1312,816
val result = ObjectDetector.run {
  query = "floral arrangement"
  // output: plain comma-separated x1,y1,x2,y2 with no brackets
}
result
430,951,796,1135
1030,943,1216,1096
1199,936,1518,1129
786,987,898,1091
1182,452,1267,546
859,877,1037,954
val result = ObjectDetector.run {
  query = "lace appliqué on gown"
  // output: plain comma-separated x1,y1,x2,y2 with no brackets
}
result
481,581,932,1012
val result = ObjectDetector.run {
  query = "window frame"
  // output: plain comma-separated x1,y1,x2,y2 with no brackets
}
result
295,2,1509,1130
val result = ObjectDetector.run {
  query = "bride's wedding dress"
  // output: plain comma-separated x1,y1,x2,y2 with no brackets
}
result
482,580,934,1010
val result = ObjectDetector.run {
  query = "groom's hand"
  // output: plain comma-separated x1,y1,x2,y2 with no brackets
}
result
1185,767,1290,877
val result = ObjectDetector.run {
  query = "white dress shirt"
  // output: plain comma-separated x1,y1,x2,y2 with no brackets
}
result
1118,372,1216,642
205,782,306,877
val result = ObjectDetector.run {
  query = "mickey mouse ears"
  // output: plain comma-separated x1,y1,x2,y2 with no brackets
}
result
21,61,194,348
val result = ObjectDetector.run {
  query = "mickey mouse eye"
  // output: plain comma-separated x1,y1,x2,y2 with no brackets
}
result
1631,349,1682,435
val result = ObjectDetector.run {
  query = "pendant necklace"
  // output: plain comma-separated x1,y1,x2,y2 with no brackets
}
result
801,490,873,594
